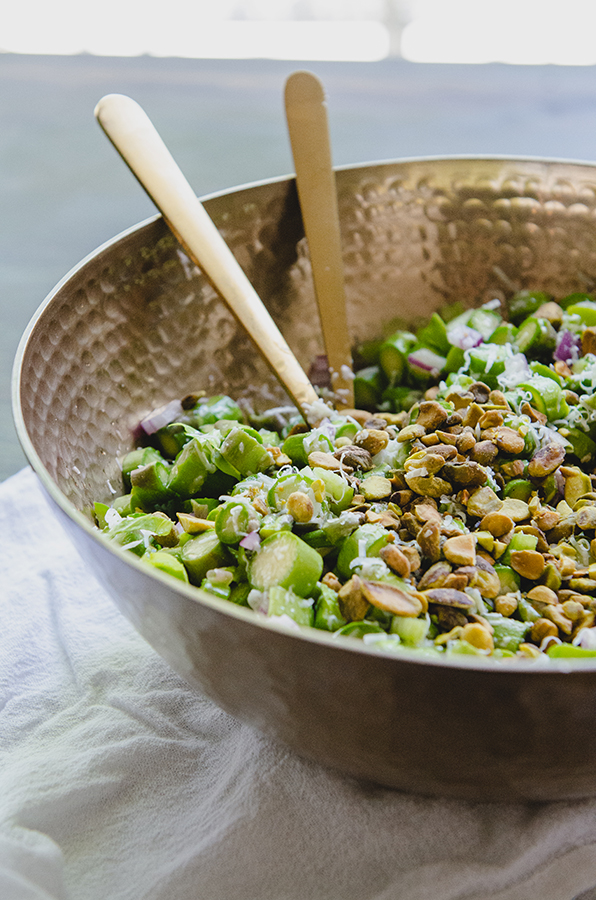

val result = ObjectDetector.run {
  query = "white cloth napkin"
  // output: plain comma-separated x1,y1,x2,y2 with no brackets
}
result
2,467,596,900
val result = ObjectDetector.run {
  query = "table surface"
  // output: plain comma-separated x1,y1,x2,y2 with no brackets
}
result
4,54,596,480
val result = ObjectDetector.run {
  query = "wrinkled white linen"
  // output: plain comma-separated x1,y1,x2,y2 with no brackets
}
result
2,467,596,900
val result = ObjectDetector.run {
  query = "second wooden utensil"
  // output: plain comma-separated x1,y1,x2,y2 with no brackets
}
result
285,71,354,409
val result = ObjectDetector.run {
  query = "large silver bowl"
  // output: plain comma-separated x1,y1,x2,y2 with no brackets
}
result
14,157,596,801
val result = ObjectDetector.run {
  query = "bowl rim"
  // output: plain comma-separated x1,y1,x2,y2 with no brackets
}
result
13,153,596,676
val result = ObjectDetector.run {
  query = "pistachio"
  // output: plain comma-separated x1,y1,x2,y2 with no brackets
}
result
576,506,596,530
404,473,452,498
470,559,501,599
416,400,450,431
495,594,518,617
470,382,491,404
423,587,475,609
527,443,566,478
479,511,515,537
446,390,474,409
495,426,525,455
478,410,504,429
391,490,415,506
397,423,426,443
443,533,476,566
561,466,592,507
401,545,421,572
435,431,458,446
466,486,503,518
470,440,498,466
561,599,585,621
286,491,315,523
582,327,596,357
489,389,509,407
441,461,488,488
554,360,572,378
527,585,558,605
361,476,393,501
402,512,423,538
530,618,559,643
417,561,452,589
177,513,216,534
499,498,530,522
408,451,446,476
363,416,388,430
510,549,545,580
549,520,575,544
541,562,563,592
518,642,543,658
532,508,560,532
461,403,484,428
360,580,424,617
308,451,343,471
252,495,270,517
520,401,547,425
365,509,401,529
321,571,342,592
536,301,564,324
556,555,577,579
417,521,441,562
334,445,373,471
500,459,525,478
461,622,494,651
476,531,495,552
543,604,574,635
568,577,596,593
379,543,411,578
354,428,389,455
268,446,293,467
412,501,442,525
337,575,369,621
429,443,458,460
435,619,466,639
442,574,470,591
452,433,474,457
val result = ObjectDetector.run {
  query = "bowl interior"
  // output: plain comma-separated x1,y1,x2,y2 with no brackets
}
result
16,155,596,511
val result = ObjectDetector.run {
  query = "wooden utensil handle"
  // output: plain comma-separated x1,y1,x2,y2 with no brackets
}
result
94,93,319,416
285,72,354,408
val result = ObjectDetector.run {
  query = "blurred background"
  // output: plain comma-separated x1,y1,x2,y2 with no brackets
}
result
4,0,596,479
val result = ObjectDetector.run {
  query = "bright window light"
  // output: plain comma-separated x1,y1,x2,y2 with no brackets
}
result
0,1,390,61
401,0,596,65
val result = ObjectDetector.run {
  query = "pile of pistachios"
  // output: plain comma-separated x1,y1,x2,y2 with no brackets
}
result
96,290,596,661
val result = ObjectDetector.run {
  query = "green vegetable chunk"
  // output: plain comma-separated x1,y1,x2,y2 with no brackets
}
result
181,531,231,585
248,531,323,597
267,585,314,626
220,427,273,476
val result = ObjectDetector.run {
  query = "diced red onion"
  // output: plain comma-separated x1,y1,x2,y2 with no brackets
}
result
140,400,184,435
408,348,445,374
447,325,483,350
554,330,581,364
239,530,261,551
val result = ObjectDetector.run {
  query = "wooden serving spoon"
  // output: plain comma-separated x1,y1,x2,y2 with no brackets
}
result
284,71,354,408
94,93,320,420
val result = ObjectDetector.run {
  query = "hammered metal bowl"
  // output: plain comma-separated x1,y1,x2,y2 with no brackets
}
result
14,157,596,801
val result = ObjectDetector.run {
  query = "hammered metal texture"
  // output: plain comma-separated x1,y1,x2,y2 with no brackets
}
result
19,158,596,509
15,157,596,800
